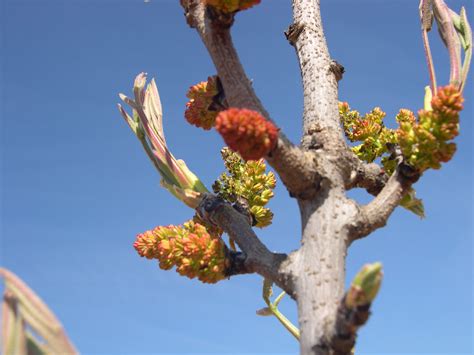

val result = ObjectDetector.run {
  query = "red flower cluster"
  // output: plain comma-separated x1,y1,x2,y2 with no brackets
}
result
185,76,219,130
215,108,278,161
134,221,228,284
204,0,261,13
431,85,464,120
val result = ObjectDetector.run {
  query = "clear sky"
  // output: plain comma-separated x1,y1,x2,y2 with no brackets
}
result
1,0,472,354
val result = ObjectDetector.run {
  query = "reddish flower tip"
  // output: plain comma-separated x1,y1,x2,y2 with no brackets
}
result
215,108,278,161
184,76,219,130
431,85,464,118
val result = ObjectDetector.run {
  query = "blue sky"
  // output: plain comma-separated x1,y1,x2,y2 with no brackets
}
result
1,0,472,354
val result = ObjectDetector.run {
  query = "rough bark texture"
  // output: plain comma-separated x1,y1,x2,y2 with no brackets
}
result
197,194,295,298
179,1,414,354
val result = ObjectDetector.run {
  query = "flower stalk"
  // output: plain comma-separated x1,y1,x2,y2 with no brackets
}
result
419,0,472,92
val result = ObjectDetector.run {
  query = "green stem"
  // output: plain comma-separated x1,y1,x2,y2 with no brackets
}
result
268,305,300,340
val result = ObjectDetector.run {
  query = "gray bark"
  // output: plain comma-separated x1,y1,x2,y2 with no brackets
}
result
179,1,414,354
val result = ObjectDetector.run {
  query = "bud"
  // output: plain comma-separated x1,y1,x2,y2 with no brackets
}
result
395,109,416,124
215,108,278,161
118,73,209,207
345,262,383,309
424,86,433,111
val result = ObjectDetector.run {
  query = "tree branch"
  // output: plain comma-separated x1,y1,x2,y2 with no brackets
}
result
181,0,319,199
346,160,388,196
289,0,347,154
349,164,417,241
197,193,295,298
330,296,372,354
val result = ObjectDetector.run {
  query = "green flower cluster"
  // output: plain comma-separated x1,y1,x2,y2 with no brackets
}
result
339,102,397,164
339,103,424,217
340,85,464,174
397,85,463,171
213,147,276,228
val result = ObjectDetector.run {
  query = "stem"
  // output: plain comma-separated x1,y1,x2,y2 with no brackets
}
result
419,0,438,93
269,304,301,341
422,29,438,94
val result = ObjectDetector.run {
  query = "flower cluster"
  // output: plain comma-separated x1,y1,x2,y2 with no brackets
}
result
215,108,278,161
185,76,219,130
134,221,228,284
339,102,397,164
397,85,464,171
203,0,261,13
213,147,276,227
339,102,423,217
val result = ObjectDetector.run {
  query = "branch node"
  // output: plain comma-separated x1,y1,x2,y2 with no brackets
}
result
196,193,226,226
331,295,373,354
329,60,345,82
206,5,235,28
399,162,421,183
180,0,199,28
225,250,249,276
285,23,305,46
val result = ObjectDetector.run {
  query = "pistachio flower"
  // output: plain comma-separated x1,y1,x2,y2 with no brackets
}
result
185,76,220,130
134,221,228,284
339,102,396,163
215,108,278,161
397,85,464,171
213,148,276,227
339,102,424,217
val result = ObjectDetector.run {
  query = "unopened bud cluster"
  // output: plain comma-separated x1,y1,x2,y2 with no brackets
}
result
134,221,227,284
215,108,279,161
203,0,261,13
185,76,219,130
213,148,276,227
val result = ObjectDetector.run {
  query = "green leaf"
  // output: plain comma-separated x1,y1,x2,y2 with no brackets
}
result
400,188,425,218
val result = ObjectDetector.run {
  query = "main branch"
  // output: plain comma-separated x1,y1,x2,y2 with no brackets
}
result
181,0,319,199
